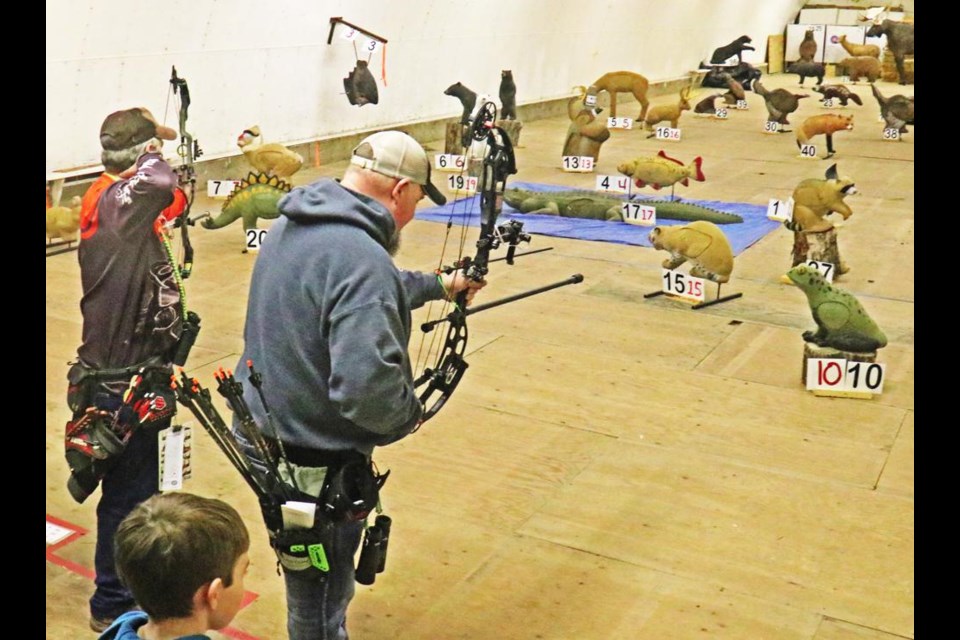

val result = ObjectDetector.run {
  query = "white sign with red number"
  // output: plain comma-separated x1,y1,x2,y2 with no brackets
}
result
655,127,681,141
661,268,706,302
806,358,885,395
207,180,240,198
435,154,466,172
622,202,656,226
447,174,478,194
595,175,631,194
562,156,594,172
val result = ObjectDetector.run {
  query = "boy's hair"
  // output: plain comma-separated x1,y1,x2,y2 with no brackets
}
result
114,492,250,620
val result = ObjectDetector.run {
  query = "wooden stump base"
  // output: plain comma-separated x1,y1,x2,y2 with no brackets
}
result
791,227,849,279
496,119,523,147
801,343,878,398
445,122,467,155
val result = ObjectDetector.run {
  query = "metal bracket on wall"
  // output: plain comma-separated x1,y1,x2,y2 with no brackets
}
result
327,17,388,46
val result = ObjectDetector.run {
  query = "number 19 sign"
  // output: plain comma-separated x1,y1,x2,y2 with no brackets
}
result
806,358,886,396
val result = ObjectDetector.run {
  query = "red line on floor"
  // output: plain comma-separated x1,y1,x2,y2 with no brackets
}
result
47,514,263,639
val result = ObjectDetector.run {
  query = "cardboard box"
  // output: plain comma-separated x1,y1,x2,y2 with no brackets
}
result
824,25,868,63
785,24,827,63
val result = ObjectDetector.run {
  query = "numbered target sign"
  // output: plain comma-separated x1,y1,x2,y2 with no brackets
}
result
562,156,595,172
822,98,835,108
622,202,656,226
596,175,631,194
767,197,794,222
363,38,380,53
882,128,901,141
246,228,268,252
607,116,634,129
434,154,466,172
655,127,681,141
714,108,729,119
207,179,240,198
763,120,781,134
799,144,817,158
447,174,478,194
806,358,886,395
806,260,836,283
341,26,357,41
736,99,748,110
661,268,706,302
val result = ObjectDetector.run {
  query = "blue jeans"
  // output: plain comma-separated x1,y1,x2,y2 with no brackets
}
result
234,431,364,640
89,419,164,619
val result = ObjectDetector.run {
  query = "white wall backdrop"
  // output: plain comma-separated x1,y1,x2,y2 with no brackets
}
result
46,0,805,174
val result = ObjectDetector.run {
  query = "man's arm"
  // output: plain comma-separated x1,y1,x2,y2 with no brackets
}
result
327,299,423,442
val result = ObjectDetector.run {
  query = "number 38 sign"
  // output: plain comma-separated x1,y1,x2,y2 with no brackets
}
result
806,358,885,395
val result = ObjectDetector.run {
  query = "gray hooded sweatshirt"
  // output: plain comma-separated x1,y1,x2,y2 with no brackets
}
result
234,178,445,454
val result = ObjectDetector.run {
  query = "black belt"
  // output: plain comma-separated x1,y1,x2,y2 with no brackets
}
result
263,437,365,468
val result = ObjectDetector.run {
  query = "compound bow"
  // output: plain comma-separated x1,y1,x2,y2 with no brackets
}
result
168,66,204,279
413,100,583,424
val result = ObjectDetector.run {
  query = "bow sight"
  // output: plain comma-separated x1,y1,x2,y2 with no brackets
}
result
414,100,584,424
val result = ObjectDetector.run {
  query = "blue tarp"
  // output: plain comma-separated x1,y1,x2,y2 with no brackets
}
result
415,181,781,256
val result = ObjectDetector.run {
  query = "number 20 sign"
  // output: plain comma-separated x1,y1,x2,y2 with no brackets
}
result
246,228,267,251
806,358,886,395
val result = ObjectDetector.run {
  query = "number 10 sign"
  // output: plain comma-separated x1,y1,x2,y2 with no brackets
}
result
806,358,885,396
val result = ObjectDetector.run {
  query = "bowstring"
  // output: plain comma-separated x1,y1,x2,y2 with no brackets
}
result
412,109,488,379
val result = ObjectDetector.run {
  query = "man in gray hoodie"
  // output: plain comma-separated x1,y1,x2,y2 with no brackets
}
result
233,130,480,639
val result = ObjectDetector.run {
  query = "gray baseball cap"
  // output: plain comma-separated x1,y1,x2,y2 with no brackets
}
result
351,131,447,205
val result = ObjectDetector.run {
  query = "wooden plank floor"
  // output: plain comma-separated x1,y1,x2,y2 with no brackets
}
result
46,72,913,639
